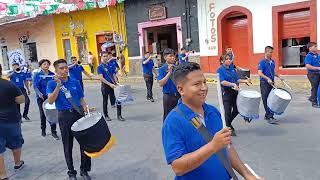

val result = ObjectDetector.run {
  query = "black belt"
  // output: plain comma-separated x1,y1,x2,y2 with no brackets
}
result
58,108,80,113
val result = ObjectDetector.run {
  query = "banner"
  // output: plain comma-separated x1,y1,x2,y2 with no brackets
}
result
7,49,26,67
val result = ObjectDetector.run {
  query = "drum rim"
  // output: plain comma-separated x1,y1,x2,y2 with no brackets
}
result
71,112,103,132
271,88,292,99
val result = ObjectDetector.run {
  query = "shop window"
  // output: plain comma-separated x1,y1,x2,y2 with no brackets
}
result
1,46,9,70
23,42,38,68
282,37,309,68
76,36,87,63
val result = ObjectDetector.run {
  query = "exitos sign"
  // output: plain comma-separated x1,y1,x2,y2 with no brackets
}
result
208,3,217,50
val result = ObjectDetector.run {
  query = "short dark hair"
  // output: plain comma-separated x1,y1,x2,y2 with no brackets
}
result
173,62,201,86
0,64,2,76
181,47,186,51
12,62,19,66
101,51,108,56
71,56,77,59
53,59,67,69
163,48,175,58
265,46,274,52
219,54,230,64
307,42,317,49
39,59,51,67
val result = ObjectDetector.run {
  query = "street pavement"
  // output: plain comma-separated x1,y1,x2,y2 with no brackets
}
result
3,82,320,180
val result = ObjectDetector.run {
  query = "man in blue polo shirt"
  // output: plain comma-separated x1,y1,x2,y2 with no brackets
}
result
304,42,320,108
47,59,91,180
98,51,125,122
158,48,180,121
68,56,93,92
162,62,261,180
178,47,189,65
33,59,59,139
142,52,156,102
258,46,283,124
7,63,31,121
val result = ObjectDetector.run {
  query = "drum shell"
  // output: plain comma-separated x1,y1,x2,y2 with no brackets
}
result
237,69,250,79
267,88,291,115
42,100,58,124
237,90,261,119
72,116,111,154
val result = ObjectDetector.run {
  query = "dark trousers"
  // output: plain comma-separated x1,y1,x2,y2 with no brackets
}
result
163,93,180,121
143,74,154,99
89,64,94,74
37,97,57,133
58,110,91,176
260,81,274,119
79,80,84,93
307,72,320,104
101,84,122,117
222,89,238,128
17,88,30,117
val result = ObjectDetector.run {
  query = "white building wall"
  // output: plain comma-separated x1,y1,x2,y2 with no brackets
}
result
198,0,315,56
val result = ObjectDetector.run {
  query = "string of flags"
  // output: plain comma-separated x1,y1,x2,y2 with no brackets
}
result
0,0,125,18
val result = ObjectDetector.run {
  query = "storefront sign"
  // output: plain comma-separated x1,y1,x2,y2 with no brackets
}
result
7,49,26,67
149,5,166,21
208,2,217,50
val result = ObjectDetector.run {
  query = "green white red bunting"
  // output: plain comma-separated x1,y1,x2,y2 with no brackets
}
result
0,0,125,18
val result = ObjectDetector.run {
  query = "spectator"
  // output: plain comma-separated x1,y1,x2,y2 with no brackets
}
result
0,64,25,180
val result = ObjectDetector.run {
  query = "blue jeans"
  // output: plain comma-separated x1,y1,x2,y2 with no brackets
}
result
0,122,24,153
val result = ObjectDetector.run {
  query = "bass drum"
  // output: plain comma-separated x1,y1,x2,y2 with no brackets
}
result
267,88,292,115
237,90,261,121
71,112,115,158
42,99,58,124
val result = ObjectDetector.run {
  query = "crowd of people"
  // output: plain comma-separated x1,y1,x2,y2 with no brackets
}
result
0,41,319,180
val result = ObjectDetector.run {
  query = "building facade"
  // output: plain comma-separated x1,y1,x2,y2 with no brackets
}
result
198,0,318,75
125,0,199,75
0,16,58,71
53,5,128,73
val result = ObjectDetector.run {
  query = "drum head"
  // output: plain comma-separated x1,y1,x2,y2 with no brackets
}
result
71,112,102,132
239,90,261,98
43,100,56,110
273,88,291,100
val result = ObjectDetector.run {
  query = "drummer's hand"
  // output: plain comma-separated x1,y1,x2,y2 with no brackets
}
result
267,78,273,85
54,75,61,86
110,84,117,89
39,92,44,100
209,127,232,151
244,174,265,180
247,78,252,84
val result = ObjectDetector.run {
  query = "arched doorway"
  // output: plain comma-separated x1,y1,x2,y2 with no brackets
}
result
218,7,253,69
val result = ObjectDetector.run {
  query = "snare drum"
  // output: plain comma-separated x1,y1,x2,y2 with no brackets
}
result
267,88,292,115
237,90,261,120
42,99,58,124
71,112,115,158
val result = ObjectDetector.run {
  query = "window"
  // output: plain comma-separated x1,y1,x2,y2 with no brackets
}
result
76,36,87,63
0,46,9,70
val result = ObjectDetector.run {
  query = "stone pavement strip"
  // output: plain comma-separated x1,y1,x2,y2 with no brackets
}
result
3,83,320,180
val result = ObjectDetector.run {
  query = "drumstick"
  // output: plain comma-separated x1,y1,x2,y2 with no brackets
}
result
244,164,261,179
281,79,292,90
216,74,231,149
86,105,91,116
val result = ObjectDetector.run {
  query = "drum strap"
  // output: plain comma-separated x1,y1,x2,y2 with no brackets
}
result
60,85,84,116
174,107,239,180
223,66,238,85
103,64,117,85
265,60,274,81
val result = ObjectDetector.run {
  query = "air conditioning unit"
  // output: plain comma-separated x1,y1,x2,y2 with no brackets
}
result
113,34,123,44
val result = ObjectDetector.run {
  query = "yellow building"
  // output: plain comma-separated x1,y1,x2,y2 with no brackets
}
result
53,5,128,73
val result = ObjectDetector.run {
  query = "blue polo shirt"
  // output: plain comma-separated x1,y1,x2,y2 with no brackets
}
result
109,58,119,69
9,71,26,88
178,54,188,64
217,65,239,89
304,52,320,73
97,62,116,84
162,100,230,180
258,59,275,82
142,58,154,75
69,65,84,81
157,63,177,94
47,78,84,110
33,70,55,98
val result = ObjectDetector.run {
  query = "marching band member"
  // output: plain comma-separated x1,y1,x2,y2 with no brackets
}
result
178,47,190,64
7,63,31,121
33,59,59,139
47,59,91,180
68,56,93,92
158,48,180,121
162,62,262,180
98,51,125,121
217,55,251,136
142,52,156,102
304,42,320,108
258,46,283,124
